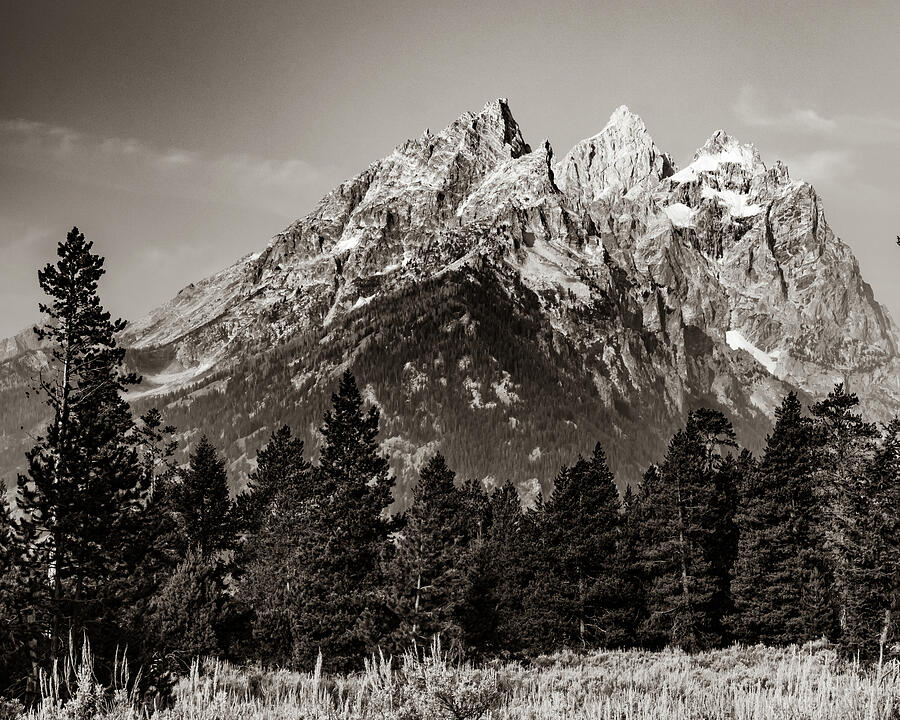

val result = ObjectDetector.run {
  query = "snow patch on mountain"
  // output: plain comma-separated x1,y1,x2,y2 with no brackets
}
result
352,293,376,310
701,187,761,218
334,235,361,254
726,330,781,375
671,143,757,183
126,360,216,401
664,203,695,228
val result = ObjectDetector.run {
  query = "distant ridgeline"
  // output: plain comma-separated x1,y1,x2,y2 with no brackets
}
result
2,98,899,503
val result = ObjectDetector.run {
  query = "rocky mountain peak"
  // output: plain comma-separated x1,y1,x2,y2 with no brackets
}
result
698,130,761,166
555,106,675,211
426,98,532,163
668,130,765,192
605,104,648,133
471,97,532,159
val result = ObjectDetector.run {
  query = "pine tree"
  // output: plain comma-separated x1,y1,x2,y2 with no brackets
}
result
816,408,900,662
234,425,311,667
147,549,227,666
528,444,625,651
617,477,650,646
0,491,34,696
289,371,394,671
729,393,835,645
172,435,235,558
118,410,186,675
237,424,310,535
627,464,665,647
857,418,900,662
638,410,738,651
387,453,478,654
15,227,148,666
811,383,879,656
460,482,535,657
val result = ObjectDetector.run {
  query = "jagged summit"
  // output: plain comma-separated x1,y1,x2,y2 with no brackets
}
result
604,104,649,133
694,129,762,167
556,105,675,210
417,97,532,160
478,97,532,158
668,130,765,190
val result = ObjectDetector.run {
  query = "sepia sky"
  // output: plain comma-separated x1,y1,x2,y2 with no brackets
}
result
1,0,899,337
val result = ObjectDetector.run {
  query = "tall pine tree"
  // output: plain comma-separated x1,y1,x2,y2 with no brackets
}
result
528,444,626,651
15,227,149,667
811,383,879,656
460,482,535,657
638,410,738,651
172,435,235,558
289,371,394,671
856,418,900,662
237,424,310,535
618,468,661,647
387,453,478,654
729,392,835,645
235,425,311,667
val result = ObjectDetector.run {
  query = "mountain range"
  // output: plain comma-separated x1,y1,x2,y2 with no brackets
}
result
2,99,898,502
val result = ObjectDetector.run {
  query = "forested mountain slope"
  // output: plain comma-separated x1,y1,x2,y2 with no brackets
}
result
2,99,897,500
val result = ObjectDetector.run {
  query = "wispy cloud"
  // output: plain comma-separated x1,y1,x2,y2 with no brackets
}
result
734,86,836,133
0,119,335,217
733,85,900,144
778,149,855,186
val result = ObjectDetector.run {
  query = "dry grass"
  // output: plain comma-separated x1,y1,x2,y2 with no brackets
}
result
12,640,900,719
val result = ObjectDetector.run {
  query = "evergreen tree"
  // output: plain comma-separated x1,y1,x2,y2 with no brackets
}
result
461,482,535,657
528,444,625,651
172,435,235,558
15,227,148,666
234,425,311,667
237,424,309,535
387,453,478,654
118,410,186,676
729,393,835,645
816,409,900,662
638,410,738,651
289,371,394,671
146,549,228,668
854,418,900,662
811,383,879,656
0,491,35,697
134,408,178,494
617,474,651,647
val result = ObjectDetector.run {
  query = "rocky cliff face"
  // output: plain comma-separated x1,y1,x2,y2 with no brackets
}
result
3,99,897,498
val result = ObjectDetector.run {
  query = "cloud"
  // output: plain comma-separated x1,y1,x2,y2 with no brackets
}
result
733,85,900,144
0,119,334,217
734,86,837,133
778,149,855,186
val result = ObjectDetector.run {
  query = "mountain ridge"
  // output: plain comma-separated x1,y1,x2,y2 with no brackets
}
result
2,98,897,500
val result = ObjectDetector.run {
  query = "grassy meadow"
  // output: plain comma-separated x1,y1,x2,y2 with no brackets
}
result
7,641,898,720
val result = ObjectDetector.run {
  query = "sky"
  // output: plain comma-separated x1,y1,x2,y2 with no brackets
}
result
1,0,899,338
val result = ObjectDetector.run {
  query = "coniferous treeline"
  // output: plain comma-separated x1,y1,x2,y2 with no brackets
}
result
1,228,899,702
